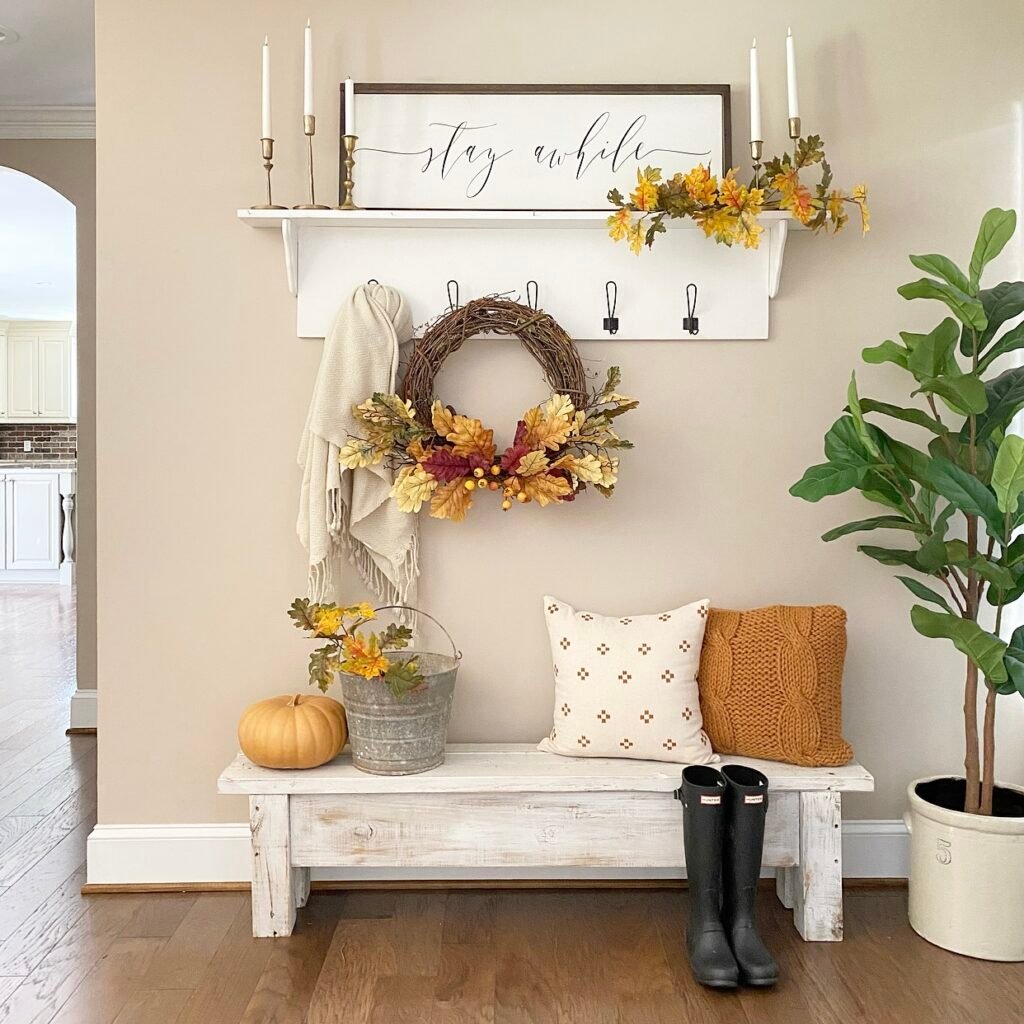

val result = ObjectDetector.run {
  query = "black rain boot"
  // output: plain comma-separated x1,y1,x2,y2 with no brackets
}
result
675,765,739,989
721,764,779,987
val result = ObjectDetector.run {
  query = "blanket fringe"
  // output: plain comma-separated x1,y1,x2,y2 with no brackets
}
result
307,489,419,610
307,558,333,604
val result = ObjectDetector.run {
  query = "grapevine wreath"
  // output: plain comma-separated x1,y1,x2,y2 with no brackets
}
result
339,296,638,521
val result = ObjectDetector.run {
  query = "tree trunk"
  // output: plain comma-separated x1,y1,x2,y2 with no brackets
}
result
964,660,981,814
980,684,996,815
964,516,981,815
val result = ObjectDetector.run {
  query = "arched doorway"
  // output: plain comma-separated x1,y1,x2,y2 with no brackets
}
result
0,166,80,730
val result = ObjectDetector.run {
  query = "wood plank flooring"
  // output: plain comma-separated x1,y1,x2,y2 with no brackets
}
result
2,585,1023,1022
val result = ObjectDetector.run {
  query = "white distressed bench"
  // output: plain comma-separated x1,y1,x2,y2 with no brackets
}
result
217,743,873,940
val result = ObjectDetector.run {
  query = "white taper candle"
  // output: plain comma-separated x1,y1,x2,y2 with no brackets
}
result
261,36,271,138
303,20,314,118
344,77,356,135
749,38,762,142
786,27,800,120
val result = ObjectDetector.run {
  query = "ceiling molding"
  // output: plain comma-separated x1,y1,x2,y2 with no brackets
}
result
0,106,95,140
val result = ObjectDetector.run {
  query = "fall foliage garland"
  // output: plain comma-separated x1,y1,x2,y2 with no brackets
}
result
339,299,637,521
607,135,869,253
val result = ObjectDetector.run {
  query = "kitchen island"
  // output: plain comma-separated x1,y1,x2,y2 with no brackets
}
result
0,461,76,584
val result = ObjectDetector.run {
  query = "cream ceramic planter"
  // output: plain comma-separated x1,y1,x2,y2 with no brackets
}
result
906,776,1024,961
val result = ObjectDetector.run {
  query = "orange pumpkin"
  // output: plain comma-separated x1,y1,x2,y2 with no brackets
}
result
238,694,347,769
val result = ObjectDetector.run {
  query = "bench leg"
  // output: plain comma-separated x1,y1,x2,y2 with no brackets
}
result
293,865,311,908
775,867,796,909
792,791,843,941
249,795,296,938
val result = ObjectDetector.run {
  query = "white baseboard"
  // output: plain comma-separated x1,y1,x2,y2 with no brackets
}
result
841,820,910,878
69,688,97,730
86,819,909,886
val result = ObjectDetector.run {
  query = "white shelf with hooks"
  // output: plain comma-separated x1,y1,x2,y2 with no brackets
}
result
237,208,805,340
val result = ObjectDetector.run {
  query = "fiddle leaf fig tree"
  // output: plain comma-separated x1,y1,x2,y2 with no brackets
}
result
791,208,1024,816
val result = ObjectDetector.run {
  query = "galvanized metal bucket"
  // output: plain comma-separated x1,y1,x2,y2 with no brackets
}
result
337,608,460,776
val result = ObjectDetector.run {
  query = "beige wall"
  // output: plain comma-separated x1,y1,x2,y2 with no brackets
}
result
94,0,1024,825
0,138,96,697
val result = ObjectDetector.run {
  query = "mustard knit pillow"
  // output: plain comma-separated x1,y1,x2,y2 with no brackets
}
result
698,605,853,767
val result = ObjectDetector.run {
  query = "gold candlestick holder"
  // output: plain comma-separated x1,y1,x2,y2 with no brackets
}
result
788,116,802,141
750,139,764,189
339,134,359,210
294,114,330,210
251,137,286,210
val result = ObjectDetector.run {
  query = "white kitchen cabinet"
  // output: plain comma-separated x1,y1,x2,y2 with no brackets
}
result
38,336,71,418
1,321,74,422
0,469,75,584
4,473,60,570
6,333,38,419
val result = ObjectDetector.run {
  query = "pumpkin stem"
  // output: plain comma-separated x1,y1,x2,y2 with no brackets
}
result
288,694,302,707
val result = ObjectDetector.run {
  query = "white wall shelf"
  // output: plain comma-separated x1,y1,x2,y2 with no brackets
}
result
237,208,805,341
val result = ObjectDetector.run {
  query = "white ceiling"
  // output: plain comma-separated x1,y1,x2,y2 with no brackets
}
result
0,168,76,320
0,0,94,107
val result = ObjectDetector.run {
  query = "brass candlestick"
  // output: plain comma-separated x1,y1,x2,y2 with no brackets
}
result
251,137,286,210
294,114,330,210
750,139,764,189
788,116,802,141
339,134,359,210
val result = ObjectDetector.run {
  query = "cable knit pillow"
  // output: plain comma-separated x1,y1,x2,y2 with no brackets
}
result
538,595,718,764
698,604,853,767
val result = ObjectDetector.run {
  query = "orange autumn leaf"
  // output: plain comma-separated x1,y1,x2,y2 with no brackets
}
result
772,167,814,225
431,400,456,437
738,214,764,250
406,439,433,463
522,404,572,451
521,472,573,507
446,415,496,462
717,169,744,209
430,478,474,521
696,207,740,245
607,207,632,242
515,449,550,477
627,221,645,255
630,167,661,211
341,632,391,679
683,164,718,204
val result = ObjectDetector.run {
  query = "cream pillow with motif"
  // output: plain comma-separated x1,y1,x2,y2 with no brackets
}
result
538,595,717,764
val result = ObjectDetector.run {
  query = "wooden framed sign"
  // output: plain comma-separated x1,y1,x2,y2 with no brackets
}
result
340,84,730,211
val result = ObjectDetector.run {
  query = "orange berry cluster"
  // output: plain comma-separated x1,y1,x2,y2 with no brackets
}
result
457,463,531,511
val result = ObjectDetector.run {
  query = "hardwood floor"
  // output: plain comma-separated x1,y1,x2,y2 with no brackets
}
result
2,586,1023,1022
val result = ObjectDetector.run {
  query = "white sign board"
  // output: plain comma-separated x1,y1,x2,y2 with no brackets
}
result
343,85,730,211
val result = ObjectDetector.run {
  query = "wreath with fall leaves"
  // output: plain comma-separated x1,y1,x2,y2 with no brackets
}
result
339,297,637,521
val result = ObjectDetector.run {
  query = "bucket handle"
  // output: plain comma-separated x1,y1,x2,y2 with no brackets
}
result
373,605,462,662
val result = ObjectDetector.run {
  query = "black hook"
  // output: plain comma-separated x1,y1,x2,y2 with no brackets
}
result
446,279,460,312
603,281,619,335
526,280,539,310
683,283,699,336
367,278,379,286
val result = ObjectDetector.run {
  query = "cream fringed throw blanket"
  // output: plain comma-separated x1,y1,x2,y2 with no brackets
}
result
297,283,418,604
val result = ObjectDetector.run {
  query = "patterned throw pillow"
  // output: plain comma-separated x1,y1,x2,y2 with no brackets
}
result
537,595,717,764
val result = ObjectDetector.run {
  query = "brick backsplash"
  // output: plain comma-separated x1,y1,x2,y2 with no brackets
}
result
0,423,77,461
